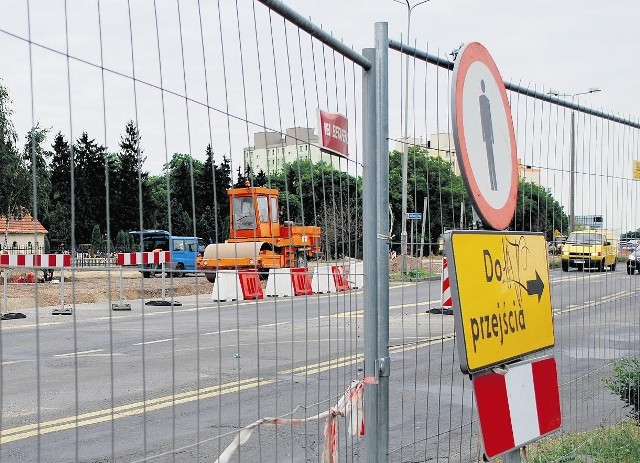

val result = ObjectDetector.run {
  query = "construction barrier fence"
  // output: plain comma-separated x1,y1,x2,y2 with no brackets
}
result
0,1,637,462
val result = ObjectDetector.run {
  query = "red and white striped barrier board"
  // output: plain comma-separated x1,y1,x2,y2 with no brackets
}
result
116,251,171,266
473,356,561,459
441,257,452,309
0,253,71,268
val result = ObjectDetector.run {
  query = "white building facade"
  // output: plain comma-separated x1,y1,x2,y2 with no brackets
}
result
395,132,541,186
243,127,342,175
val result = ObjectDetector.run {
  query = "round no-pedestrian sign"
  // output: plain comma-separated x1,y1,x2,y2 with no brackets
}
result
451,42,518,231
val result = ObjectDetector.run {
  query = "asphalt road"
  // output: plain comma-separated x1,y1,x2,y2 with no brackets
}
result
0,266,638,462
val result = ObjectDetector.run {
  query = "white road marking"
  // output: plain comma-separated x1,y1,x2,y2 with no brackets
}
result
133,338,175,346
54,349,104,358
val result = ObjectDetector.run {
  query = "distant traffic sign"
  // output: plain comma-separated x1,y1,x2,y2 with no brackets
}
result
406,212,422,220
634,160,640,180
451,42,518,231
444,230,554,373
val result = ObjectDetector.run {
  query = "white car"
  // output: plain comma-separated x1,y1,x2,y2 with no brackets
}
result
627,246,640,274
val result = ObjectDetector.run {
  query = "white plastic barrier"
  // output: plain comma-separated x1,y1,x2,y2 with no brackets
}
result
211,270,244,302
311,264,335,294
347,261,364,289
265,268,294,297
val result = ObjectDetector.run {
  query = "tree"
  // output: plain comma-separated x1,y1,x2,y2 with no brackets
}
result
265,159,363,259
115,229,132,252
73,132,110,244
254,169,268,187
510,180,568,241
23,125,52,229
91,224,102,254
114,121,146,235
165,152,203,235
48,133,72,244
389,148,472,255
621,230,640,240
0,82,30,247
234,165,248,188
196,146,232,243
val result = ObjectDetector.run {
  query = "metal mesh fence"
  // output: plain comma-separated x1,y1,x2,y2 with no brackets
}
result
0,1,639,462
0,1,368,461
387,37,640,462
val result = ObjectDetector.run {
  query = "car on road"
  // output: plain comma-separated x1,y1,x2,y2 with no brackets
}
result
561,230,618,272
627,245,640,274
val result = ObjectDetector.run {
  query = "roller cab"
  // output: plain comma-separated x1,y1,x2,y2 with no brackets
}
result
197,185,321,282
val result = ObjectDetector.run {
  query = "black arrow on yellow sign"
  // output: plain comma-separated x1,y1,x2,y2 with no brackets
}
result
526,271,545,302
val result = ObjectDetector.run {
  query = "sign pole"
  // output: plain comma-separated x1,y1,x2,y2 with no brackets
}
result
60,269,65,311
419,200,428,257
3,270,7,315
450,42,560,459
504,450,522,462
119,267,124,307
161,263,166,302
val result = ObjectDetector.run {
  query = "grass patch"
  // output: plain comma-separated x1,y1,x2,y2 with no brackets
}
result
525,420,640,463
548,256,562,268
389,269,438,281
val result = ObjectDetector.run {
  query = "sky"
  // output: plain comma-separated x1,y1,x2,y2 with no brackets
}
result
0,0,638,232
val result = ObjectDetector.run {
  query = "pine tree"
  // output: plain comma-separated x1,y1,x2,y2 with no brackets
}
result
167,153,202,235
214,155,232,242
74,132,108,244
48,132,72,244
115,121,146,234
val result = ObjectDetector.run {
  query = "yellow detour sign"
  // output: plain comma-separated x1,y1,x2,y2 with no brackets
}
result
444,231,554,373
633,160,640,180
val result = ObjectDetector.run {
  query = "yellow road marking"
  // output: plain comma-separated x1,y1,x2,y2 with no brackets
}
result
555,291,632,315
1,377,272,444
280,334,455,376
2,291,445,442
324,300,439,320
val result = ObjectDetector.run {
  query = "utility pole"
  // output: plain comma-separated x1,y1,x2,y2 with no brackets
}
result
548,88,601,233
393,0,430,273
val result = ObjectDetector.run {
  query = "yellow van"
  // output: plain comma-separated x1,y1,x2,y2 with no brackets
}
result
561,230,618,272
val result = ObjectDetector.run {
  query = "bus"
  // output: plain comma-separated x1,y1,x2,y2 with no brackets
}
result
129,230,207,277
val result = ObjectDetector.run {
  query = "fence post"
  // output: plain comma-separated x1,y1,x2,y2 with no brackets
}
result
375,21,390,462
362,46,379,461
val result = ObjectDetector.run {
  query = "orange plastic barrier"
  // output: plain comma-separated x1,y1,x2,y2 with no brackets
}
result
291,267,313,296
331,265,351,292
238,269,264,300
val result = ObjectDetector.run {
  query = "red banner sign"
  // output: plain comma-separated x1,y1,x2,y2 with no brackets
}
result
318,109,348,157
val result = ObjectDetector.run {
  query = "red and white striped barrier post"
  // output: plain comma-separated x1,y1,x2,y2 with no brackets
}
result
0,253,72,317
473,357,561,459
117,251,172,305
441,256,453,313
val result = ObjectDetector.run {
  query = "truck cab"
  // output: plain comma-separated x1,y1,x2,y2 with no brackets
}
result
229,186,280,241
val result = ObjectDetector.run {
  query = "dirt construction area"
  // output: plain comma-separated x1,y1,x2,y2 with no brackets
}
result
0,257,443,311
0,269,208,311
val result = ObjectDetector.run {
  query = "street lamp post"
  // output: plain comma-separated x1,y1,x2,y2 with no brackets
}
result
393,0,430,273
548,88,601,233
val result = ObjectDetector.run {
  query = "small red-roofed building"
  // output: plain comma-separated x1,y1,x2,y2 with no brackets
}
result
0,214,48,253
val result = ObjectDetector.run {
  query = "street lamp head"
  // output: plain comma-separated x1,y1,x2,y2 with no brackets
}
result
547,88,602,99
392,0,431,10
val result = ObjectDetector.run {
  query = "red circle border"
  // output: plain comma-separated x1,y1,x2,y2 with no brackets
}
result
453,42,518,231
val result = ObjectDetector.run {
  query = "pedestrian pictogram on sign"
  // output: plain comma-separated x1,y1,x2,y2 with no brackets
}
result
473,356,562,459
451,42,518,231
444,230,554,373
